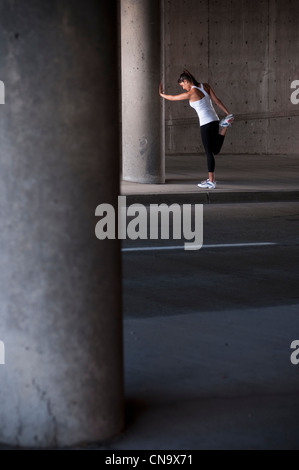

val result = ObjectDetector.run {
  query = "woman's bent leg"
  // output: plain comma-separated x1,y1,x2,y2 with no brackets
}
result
211,121,225,155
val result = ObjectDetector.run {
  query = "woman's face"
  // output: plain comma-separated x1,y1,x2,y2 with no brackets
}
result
179,80,191,91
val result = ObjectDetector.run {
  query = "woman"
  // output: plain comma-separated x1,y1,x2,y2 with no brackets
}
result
159,70,234,189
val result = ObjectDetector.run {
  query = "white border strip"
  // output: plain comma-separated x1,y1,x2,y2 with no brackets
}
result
122,242,277,252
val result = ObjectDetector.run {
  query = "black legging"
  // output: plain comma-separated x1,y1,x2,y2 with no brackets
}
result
200,120,225,173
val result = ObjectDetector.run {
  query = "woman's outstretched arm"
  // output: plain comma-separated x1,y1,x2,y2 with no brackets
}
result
208,84,231,115
159,82,191,101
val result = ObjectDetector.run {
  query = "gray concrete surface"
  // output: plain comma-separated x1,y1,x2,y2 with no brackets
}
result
119,310,299,450
119,305,299,450
121,0,165,184
55,202,299,451
114,202,299,450
164,0,299,156
121,154,299,204
0,1,124,448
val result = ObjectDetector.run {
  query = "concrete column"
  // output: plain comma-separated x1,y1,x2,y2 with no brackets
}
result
121,0,165,184
0,1,124,448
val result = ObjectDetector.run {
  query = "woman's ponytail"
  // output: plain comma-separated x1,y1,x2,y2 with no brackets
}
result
178,69,200,87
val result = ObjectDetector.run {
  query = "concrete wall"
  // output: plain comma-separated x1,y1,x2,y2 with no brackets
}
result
164,0,299,156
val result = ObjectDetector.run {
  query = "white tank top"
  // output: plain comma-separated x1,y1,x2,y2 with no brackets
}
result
189,85,219,126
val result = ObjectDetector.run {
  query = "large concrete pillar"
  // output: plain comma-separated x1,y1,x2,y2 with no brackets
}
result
121,0,165,184
0,1,124,447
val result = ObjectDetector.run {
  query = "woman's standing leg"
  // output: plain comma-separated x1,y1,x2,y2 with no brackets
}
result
200,121,230,185
200,122,216,182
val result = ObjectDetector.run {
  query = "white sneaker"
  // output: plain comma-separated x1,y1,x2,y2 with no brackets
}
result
219,114,234,128
198,180,216,189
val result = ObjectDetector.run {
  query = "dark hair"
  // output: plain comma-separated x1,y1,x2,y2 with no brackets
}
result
178,69,199,87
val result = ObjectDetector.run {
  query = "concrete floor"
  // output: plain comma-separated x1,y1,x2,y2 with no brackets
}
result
107,202,299,450
122,154,299,205
60,200,299,451
119,304,299,450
